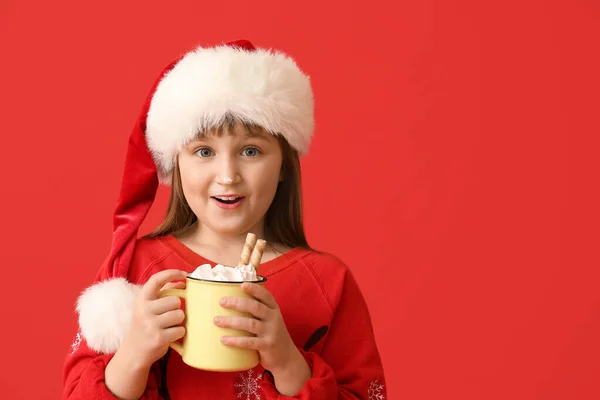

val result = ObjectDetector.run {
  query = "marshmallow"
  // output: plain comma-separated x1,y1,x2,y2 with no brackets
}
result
189,263,258,282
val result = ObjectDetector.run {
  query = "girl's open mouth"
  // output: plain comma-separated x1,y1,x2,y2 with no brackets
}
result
211,196,245,209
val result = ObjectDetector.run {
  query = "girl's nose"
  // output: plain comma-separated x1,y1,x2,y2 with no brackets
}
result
215,158,241,185
216,175,240,185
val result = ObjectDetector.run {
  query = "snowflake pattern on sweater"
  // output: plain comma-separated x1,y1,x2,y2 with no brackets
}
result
234,369,262,399
70,332,82,355
368,379,385,400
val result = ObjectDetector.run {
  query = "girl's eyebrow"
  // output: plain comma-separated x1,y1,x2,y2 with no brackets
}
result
244,132,271,142
187,136,208,145
239,128,272,141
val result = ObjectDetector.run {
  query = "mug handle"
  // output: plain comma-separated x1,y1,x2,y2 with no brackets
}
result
158,288,187,356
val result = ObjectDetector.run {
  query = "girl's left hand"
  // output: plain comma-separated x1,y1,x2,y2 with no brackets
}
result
214,282,305,376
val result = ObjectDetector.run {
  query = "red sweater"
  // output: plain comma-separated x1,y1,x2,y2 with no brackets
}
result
62,235,387,399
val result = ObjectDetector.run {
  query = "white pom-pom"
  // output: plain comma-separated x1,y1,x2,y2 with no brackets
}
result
76,278,141,354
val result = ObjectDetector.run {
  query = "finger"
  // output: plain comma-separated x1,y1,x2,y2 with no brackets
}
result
157,309,185,328
219,296,270,319
161,281,186,291
214,316,263,335
240,283,278,309
149,296,183,315
163,326,186,343
143,269,188,300
220,335,263,350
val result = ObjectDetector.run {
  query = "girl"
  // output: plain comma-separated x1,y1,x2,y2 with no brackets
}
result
62,39,387,400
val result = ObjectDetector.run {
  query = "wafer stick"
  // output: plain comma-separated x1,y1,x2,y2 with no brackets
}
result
249,239,267,272
238,233,257,267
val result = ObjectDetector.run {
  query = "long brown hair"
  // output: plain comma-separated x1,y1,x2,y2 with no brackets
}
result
144,118,311,250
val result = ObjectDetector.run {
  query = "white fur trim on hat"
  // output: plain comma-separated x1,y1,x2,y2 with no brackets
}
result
146,44,314,183
76,278,141,354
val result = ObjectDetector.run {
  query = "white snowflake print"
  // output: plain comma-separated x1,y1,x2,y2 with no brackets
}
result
368,380,385,400
234,369,261,400
70,332,82,355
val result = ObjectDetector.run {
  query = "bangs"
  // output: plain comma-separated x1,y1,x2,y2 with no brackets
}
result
195,114,270,139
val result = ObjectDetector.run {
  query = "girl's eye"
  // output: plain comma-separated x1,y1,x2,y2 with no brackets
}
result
196,148,213,157
242,147,261,157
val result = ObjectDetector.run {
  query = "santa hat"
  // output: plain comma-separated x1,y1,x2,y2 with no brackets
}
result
75,39,314,354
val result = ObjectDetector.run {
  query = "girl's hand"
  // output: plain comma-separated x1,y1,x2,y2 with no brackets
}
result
121,269,188,369
215,283,311,395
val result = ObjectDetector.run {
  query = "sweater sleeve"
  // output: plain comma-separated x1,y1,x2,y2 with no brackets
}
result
260,267,387,399
61,334,162,400
61,332,164,400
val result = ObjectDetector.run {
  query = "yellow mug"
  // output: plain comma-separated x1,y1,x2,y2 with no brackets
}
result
158,274,267,372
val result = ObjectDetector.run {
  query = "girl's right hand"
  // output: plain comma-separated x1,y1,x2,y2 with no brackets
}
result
121,269,188,369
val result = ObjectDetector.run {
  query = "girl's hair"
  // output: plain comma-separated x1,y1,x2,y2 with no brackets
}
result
143,117,311,250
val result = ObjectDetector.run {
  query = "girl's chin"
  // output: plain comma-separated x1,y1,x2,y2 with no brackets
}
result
201,220,256,237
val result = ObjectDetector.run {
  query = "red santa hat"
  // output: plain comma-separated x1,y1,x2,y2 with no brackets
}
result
75,39,314,354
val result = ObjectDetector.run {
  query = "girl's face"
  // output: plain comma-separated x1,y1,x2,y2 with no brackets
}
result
178,123,283,238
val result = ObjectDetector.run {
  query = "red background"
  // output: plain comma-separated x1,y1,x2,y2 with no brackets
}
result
1,1,599,399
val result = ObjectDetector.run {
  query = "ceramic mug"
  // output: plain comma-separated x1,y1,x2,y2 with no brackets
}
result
158,274,267,372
